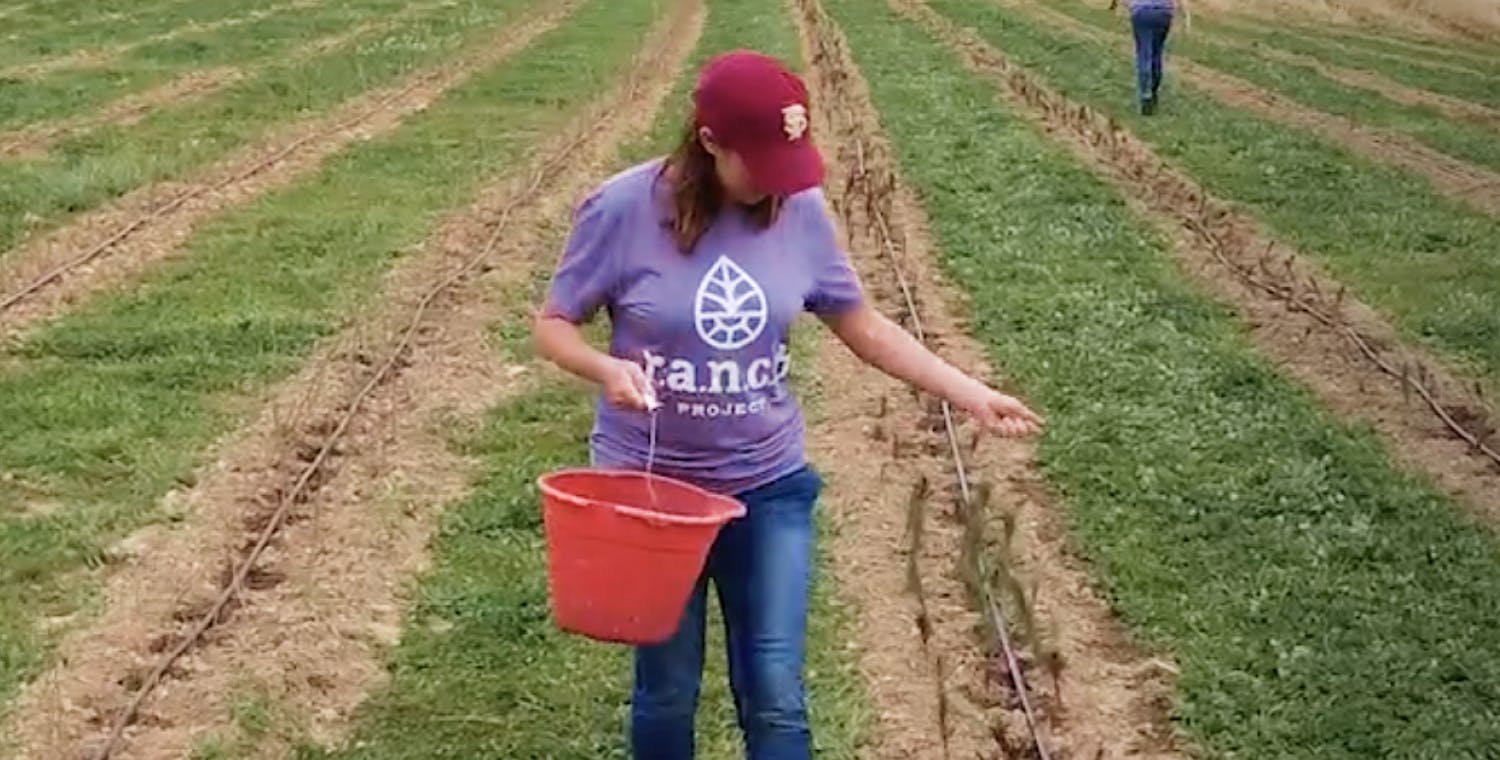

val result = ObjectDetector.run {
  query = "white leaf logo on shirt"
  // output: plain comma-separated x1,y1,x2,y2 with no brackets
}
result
695,256,768,351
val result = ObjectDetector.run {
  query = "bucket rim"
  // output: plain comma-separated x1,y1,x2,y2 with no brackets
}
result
537,467,746,526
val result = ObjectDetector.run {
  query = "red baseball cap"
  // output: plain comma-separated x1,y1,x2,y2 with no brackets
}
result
693,50,824,197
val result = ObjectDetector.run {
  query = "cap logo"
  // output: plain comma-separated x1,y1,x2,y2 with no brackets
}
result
781,103,808,142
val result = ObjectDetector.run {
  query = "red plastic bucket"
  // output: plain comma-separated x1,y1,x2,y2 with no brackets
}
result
537,468,746,645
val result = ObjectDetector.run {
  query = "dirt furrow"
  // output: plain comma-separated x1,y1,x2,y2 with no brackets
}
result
0,0,581,344
795,1,1184,757
0,1,703,757
1018,1,1500,221
0,4,437,159
0,0,321,81
1239,42,1500,130
899,1,1500,523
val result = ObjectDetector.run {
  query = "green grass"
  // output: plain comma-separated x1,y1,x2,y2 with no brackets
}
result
1043,0,1500,176
935,0,1500,398
1314,22,1500,60
0,0,408,132
0,0,272,69
299,2,868,757
191,675,313,758
618,0,800,164
0,0,656,713
1205,13,1500,111
0,0,544,257
830,0,1500,755
1236,14,1500,71
298,383,866,760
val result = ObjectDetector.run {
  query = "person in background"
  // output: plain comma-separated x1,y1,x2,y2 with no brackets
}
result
1112,0,1190,114
534,50,1043,760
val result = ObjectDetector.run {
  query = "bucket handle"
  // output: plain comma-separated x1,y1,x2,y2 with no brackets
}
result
538,474,746,527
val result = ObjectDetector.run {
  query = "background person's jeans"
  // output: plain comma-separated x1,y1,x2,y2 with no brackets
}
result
629,466,822,760
1130,6,1173,107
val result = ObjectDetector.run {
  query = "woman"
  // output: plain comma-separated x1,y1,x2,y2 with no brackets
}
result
534,50,1042,759
1112,0,1191,114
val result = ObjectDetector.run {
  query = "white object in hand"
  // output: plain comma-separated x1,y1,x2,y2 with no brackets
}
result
642,352,662,506
640,351,661,411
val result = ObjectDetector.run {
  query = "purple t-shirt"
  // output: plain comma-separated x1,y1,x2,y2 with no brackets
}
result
543,160,863,495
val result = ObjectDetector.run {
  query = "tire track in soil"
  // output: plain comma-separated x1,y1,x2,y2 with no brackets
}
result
1065,4,1494,80
795,1,1185,757
0,0,321,81
1232,41,1500,131
0,1,704,757
900,1,1500,524
1301,21,1500,67
1202,0,1497,42
1175,66,1500,219
1018,1,1500,222
1292,31,1492,79
0,0,579,345
0,66,245,158
0,2,438,160
3,0,191,38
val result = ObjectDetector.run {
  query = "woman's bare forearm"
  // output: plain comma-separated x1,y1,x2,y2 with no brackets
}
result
822,304,985,402
533,315,613,386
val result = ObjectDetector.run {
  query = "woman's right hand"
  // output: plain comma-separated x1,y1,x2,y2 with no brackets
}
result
599,357,655,411
533,315,657,412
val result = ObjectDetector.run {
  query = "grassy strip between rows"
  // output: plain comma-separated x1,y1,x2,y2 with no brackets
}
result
1043,0,1500,177
830,0,1500,755
297,2,870,758
0,0,658,716
0,0,390,132
295,382,865,760
938,0,1500,399
1282,19,1500,62
0,0,544,258
1303,26,1500,74
0,0,258,68
1232,14,1500,73
1209,12,1500,110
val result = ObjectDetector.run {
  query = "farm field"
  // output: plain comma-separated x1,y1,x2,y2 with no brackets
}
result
1,0,1498,758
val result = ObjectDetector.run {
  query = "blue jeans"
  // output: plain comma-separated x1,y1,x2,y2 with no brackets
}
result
1130,6,1173,105
630,466,822,760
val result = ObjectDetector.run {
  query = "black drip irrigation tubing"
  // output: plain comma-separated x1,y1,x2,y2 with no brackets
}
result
797,0,1056,754
0,45,461,319
84,134,589,760
851,139,1053,760
81,23,677,753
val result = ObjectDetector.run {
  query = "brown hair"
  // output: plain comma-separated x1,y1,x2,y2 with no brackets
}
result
659,117,780,252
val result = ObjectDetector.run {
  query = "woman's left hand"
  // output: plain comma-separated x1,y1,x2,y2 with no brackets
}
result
953,381,1044,438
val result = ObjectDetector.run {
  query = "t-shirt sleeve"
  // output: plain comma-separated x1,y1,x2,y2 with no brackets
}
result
541,188,624,324
799,190,864,316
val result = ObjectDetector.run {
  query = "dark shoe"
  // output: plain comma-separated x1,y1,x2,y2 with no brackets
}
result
1140,96,1157,115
